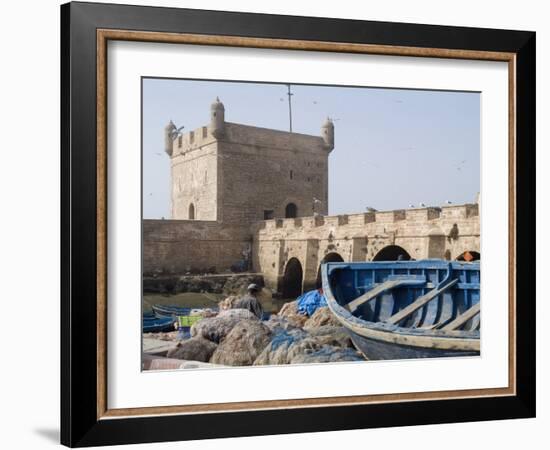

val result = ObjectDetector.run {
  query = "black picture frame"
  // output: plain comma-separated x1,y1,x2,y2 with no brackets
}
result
61,1,536,447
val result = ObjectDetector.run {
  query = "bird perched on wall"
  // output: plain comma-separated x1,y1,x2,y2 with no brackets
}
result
445,200,453,204
408,204,415,208
312,197,322,214
419,202,426,207
168,122,185,140
366,206,377,212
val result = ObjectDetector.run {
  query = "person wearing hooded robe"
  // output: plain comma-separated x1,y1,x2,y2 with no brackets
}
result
233,283,264,319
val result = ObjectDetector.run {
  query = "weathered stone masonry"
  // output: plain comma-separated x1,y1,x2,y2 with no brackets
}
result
143,220,252,275
146,99,480,295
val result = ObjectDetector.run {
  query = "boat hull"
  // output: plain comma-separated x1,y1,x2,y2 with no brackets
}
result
347,330,479,360
143,316,175,333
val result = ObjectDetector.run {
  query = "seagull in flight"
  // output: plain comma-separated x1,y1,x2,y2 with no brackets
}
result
455,159,467,171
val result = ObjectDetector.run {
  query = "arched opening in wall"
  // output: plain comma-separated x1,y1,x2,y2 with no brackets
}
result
373,245,411,261
316,252,344,288
282,257,303,299
285,203,297,218
188,203,195,220
456,251,480,262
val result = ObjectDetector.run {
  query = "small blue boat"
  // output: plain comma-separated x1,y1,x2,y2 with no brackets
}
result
322,259,480,360
151,304,192,318
143,315,176,333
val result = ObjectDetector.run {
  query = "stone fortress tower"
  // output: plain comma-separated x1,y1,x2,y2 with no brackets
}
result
164,98,335,224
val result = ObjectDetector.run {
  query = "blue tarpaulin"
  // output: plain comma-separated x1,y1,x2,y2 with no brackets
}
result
296,290,327,316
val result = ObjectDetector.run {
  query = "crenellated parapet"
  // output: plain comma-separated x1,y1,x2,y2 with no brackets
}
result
254,204,478,234
168,125,216,156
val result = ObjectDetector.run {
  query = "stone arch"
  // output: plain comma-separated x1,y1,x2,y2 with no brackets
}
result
316,252,344,288
373,245,411,261
188,203,195,220
285,202,298,218
456,250,480,262
281,257,303,299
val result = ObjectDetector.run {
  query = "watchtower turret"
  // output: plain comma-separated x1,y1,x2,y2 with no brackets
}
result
164,120,176,156
210,97,225,138
321,117,334,151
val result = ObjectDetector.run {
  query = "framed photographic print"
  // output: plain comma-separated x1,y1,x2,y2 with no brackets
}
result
61,1,536,447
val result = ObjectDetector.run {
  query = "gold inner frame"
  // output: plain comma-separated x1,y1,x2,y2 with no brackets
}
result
96,29,517,420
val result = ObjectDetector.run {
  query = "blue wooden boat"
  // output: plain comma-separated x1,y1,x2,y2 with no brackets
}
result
142,310,156,319
321,259,480,360
151,304,192,318
143,315,176,333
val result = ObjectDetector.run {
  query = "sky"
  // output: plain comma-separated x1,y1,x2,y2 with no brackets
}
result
142,78,480,219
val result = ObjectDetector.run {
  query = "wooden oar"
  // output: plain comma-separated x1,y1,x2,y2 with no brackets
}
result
441,302,481,331
386,278,459,325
